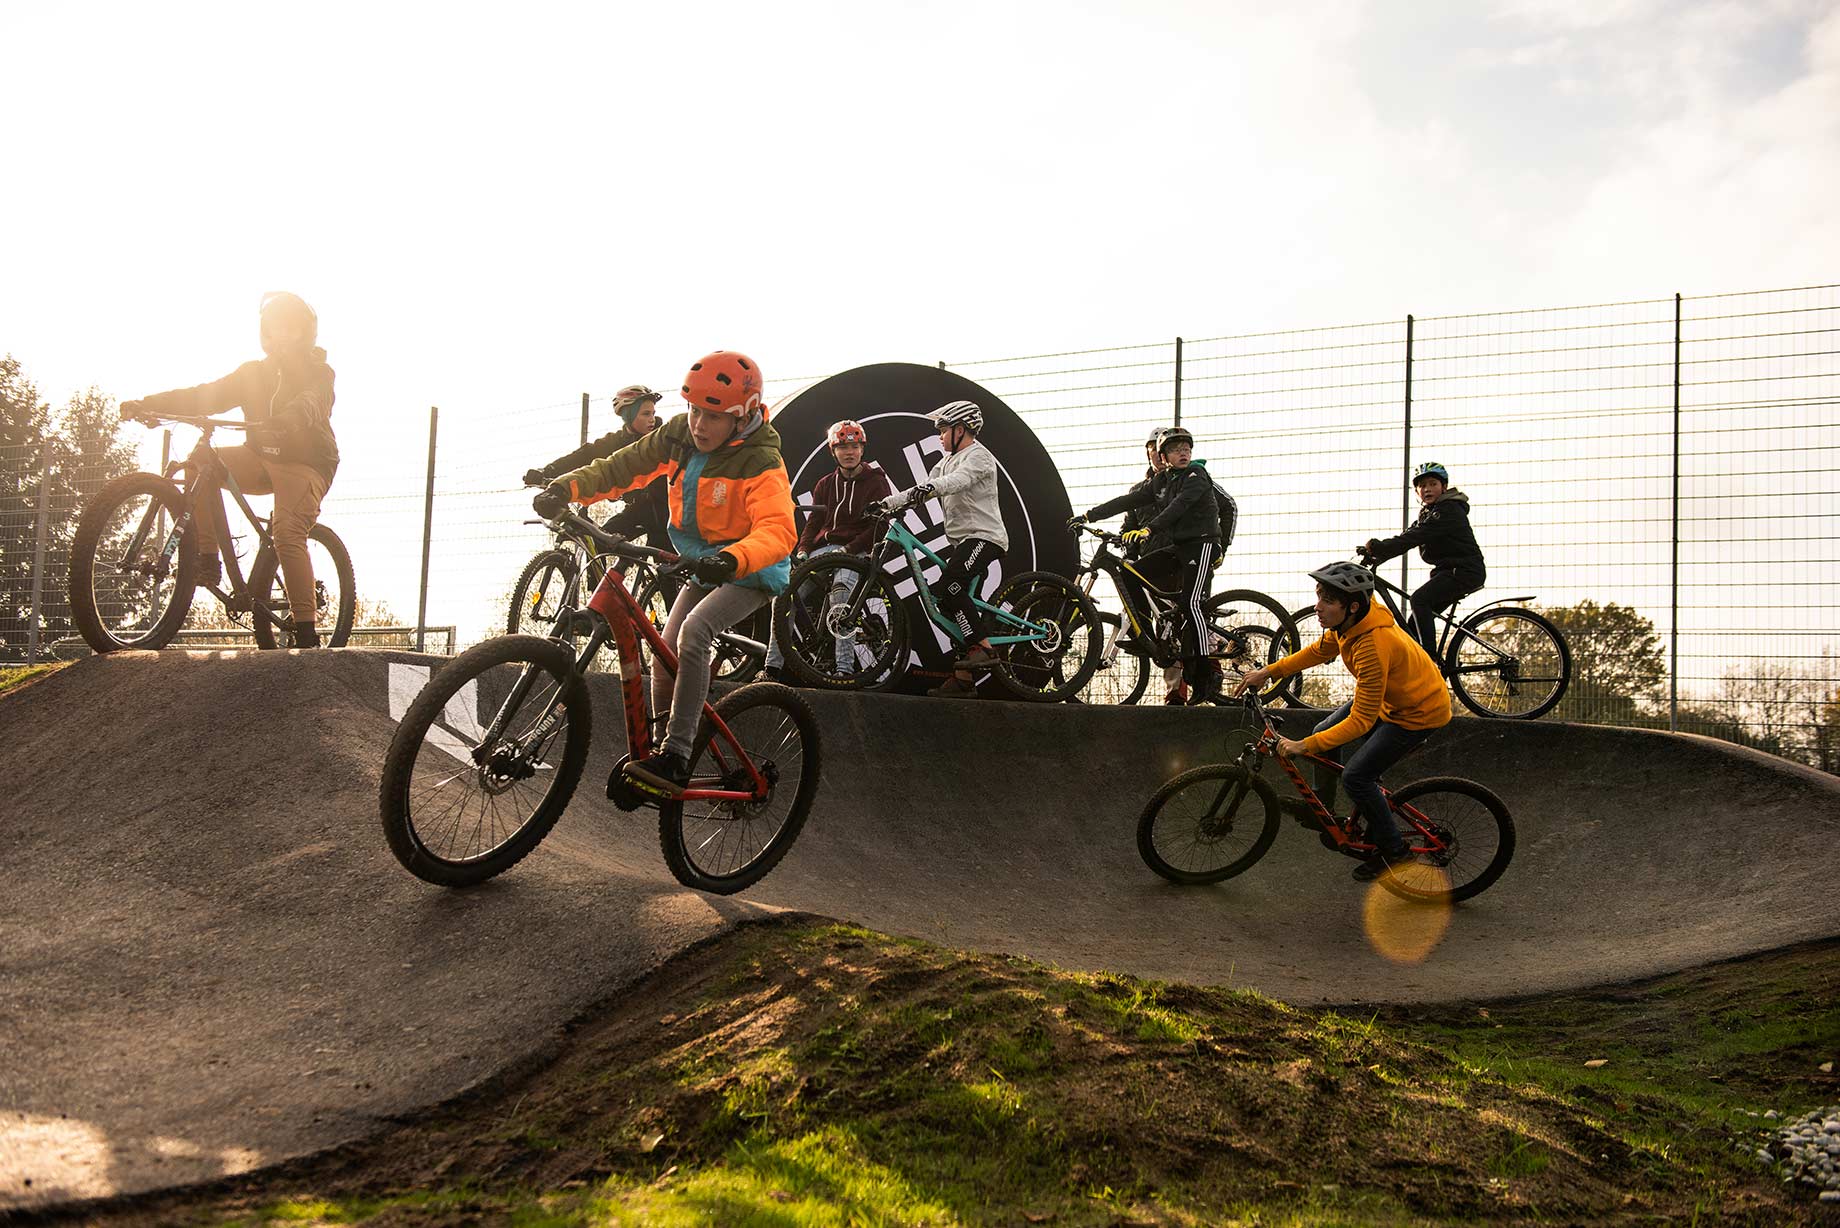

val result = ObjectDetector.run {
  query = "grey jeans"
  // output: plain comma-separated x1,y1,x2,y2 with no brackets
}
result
655,581,773,758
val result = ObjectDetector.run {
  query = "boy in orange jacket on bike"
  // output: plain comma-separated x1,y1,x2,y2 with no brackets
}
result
1235,561,1451,882
533,351,796,797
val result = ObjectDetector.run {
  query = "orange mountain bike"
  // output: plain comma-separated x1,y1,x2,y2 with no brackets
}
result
380,509,822,895
1137,690,1514,903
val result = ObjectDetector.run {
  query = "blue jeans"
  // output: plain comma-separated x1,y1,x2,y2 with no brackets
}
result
765,543,861,675
1312,702,1435,857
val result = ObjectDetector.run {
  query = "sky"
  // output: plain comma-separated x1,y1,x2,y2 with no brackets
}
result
3,0,1836,649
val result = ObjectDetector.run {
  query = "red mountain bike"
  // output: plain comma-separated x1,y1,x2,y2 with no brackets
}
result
380,510,822,895
1137,690,1514,903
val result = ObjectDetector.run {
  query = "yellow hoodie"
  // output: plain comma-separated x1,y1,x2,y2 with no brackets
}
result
1266,603,1451,753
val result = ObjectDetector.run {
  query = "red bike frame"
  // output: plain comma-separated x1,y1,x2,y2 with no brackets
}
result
584,562,768,804
1247,709,1452,859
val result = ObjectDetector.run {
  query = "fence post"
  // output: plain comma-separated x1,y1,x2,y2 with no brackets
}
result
26,439,53,665
580,392,590,447
1401,314,1415,591
415,406,439,653
1171,337,1184,429
1670,292,1682,732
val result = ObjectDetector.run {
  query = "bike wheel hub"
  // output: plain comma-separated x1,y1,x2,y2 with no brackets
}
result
477,743,537,795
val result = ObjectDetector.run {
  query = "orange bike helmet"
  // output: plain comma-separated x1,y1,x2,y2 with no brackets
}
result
682,351,763,417
826,419,867,448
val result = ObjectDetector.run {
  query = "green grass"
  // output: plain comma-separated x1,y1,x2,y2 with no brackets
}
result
88,925,1840,1228
0,661,67,696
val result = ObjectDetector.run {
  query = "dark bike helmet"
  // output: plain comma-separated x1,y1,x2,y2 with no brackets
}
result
1146,426,1172,446
1157,427,1194,456
1413,461,1449,486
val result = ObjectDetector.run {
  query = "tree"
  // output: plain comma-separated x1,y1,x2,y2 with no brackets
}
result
0,357,139,659
1543,600,1667,722
0,356,54,655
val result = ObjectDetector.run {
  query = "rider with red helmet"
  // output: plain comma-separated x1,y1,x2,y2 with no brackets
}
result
764,418,893,683
535,351,796,795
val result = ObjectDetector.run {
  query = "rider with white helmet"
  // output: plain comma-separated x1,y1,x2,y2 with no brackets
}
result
877,400,1008,698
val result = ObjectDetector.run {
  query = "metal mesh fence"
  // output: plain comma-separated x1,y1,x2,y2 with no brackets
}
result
6,285,1836,770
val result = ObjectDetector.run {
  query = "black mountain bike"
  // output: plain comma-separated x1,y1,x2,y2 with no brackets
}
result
68,413,355,652
1286,559,1571,719
1068,525,1300,705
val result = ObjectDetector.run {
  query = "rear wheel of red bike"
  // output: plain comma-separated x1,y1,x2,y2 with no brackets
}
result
658,682,822,895
379,635,591,886
1378,776,1515,904
1137,765,1281,885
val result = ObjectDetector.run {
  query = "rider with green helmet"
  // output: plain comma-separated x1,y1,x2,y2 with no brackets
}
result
1362,461,1486,663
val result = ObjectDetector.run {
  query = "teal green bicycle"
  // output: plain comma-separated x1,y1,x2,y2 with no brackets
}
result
771,506,1103,702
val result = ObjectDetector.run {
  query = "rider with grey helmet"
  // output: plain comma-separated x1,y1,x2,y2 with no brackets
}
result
1234,561,1453,882
1362,461,1486,663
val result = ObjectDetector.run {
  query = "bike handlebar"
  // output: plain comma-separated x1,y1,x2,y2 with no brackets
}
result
126,412,246,430
550,508,682,567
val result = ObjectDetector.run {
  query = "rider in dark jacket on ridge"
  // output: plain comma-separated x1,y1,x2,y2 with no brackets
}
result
1363,461,1486,663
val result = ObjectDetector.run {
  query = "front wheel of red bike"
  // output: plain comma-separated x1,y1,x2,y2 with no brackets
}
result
1137,764,1281,885
657,682,822,895
379,635,591,887
1378,776,1515,904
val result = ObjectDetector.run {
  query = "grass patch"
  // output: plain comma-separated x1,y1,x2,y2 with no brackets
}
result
0,660,68,697
74,922,1840,1227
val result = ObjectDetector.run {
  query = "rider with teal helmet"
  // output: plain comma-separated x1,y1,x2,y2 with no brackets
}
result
1362,461,1485,663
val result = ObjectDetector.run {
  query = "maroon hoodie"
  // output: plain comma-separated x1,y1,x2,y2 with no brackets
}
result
798,462,894,554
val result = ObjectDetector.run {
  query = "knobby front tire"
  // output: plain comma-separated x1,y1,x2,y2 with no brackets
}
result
379,635,591,887
67,471,197,653
1447,606,1572,720
657,682,822,895
1137,765,1281,885
987,571,1104,703
1380,776,1515,904
773,553,910,691
507,549,578,635
249,523,356,649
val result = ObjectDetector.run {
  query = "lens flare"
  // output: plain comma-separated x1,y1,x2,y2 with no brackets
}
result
1362,863,1453,964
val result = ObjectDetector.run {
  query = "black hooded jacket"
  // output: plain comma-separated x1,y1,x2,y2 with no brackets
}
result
1087,461,1221,548
1367,489,1485,574
533,426,668,543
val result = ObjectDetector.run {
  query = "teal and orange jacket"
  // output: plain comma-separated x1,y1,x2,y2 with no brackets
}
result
557,412,796,593
1265,603,1451,753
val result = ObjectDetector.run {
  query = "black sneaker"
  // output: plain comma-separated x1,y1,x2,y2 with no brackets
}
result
292,621,321,649
927,674,979,699
194,556,223,588
764,664,791,684
1352,848,1419,882
624,750,690,798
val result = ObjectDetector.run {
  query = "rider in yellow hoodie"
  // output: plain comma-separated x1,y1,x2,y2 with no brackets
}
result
1236,561,1450,881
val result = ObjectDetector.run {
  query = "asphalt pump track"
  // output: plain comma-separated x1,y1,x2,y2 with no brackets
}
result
3,649,1835,1209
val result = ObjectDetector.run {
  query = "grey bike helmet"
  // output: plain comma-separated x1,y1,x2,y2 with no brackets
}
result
1308,561,1376,598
